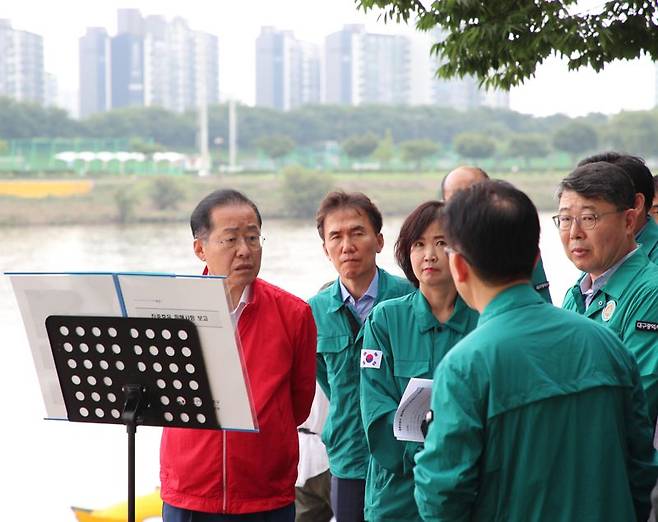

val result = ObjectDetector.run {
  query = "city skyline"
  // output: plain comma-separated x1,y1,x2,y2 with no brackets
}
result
2,0,657,118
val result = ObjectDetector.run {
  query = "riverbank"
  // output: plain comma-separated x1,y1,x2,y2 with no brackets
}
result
0,170,566,226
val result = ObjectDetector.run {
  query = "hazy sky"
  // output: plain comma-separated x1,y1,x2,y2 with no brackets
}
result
4,0,657,117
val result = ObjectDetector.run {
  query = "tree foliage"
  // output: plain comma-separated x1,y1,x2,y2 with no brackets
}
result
400,139,439,170
130,137,165,156
3,97,658,167
372,129,395,166
255,134,296,159
281,165,334,218
552,121,599,160
149,176,185,211
342,132,380,159
356,0,658,90
508,134,550,166
453,133,496,160
0,97,80,139
607,111,658,159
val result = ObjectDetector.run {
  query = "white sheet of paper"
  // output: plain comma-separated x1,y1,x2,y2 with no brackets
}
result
8,273,123,419
7,272,257,431
393,377,433,442
118,274,257,431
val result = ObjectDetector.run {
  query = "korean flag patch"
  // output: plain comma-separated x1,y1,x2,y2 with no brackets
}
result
361,349,383,369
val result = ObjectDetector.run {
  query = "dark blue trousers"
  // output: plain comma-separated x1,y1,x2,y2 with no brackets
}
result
163,502,295,522
330,477,365,522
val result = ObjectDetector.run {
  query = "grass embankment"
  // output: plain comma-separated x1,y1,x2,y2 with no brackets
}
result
0,170,566,226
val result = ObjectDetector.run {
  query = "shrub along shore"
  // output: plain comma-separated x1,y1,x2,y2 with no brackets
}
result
0,170,567,227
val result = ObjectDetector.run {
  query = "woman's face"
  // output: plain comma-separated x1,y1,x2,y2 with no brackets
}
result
410,220,454,290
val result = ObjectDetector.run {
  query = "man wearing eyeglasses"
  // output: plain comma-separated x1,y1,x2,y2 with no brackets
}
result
558,162,658,424
578,152,658,262
160,189,317,522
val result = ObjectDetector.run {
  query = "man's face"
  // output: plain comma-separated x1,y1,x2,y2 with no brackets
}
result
194,204,262,291
322,207,383,283
557,190,634,278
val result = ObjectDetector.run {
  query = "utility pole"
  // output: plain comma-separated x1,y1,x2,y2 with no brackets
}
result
196,34,210,177
228,98,237,171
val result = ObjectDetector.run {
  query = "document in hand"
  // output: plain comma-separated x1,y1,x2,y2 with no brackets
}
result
7,272,257,431
393,377,433,443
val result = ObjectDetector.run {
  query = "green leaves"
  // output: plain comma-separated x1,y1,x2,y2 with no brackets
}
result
355,0,658,89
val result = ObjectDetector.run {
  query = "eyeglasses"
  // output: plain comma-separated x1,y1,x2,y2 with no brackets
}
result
205,234,265,251
551,210,624,231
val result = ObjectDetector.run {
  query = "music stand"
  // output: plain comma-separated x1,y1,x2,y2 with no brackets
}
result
45,315,220,522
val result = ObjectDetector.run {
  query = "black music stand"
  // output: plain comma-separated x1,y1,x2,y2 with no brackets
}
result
45,315,220,522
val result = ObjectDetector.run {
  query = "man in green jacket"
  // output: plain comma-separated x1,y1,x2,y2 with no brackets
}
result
414,180,658,521
441,165,552,302
578,152,658,261
309,191,412,522
558,162,658,423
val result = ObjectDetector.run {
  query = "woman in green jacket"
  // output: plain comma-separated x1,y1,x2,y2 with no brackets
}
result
360,201,479,522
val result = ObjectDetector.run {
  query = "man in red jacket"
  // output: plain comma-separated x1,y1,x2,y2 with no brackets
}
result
160,189,317,521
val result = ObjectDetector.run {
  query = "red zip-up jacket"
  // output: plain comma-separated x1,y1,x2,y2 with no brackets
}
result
160,278,317,513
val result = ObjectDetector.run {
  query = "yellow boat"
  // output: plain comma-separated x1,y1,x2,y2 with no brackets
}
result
72,488,162,522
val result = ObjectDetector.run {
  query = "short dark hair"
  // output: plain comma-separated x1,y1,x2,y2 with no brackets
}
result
557,162,635,211
395,201,445,287
654,175,658,193
316,190,383,240
190,189,262,238
440,166,489,199
444,180,539,285
578,152,654,213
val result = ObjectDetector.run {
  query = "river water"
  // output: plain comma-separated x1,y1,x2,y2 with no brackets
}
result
0,214,578,521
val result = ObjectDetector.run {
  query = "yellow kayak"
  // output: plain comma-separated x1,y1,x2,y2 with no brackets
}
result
72,488,162,522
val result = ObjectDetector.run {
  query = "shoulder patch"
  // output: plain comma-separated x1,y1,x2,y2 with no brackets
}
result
360,349,383,369
636,321,658,332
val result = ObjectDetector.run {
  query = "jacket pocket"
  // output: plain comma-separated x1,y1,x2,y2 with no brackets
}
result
317,335,351,354
394,359,430,378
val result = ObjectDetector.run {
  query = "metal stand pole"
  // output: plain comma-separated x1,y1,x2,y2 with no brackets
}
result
127,422,136,522
122,384,144,522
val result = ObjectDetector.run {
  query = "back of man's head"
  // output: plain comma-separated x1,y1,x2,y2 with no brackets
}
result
558,161,635,211
444,180,539,285
441,166,489,201
578,152,654,214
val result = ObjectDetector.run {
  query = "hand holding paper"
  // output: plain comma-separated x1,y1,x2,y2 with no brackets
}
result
393,377,433,443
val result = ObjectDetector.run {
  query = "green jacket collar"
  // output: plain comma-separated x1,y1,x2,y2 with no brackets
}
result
414,290,472,335
326,267,394,313
597,248,650,301
567,248,651,314
479,283,544,327
637,218,658,256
